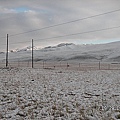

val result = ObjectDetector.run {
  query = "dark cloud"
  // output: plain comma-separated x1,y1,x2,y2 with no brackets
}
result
0,0,120,51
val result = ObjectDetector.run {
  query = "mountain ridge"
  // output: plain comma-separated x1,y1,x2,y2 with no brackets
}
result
0,41,120,62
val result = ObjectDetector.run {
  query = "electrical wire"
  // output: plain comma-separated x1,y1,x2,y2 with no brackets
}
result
0,8,120,39
1,25,120,46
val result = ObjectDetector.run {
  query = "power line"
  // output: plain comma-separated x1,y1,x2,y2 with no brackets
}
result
0,8,120,39
1,25,120,46
35,26,120,41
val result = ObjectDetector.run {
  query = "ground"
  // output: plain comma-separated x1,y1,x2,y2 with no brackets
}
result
0,67,120,120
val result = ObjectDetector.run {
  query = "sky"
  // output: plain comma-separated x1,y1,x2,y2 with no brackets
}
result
0,0,120,51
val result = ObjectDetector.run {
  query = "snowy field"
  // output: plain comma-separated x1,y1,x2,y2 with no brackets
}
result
0,67,120,120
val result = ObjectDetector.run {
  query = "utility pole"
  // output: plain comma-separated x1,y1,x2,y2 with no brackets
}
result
99,61,100,70
6,34,8,67
32,39,33,68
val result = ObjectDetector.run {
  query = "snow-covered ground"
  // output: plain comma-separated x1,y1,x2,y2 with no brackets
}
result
0,67,120,119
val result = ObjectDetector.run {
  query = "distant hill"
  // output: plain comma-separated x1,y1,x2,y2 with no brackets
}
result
0,41,120,62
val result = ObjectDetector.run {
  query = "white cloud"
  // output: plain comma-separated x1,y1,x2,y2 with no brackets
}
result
0,6,16,13
0,0,120,51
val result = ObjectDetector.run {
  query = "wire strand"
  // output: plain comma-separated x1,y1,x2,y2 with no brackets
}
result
0,8,120,39
0,25,119,46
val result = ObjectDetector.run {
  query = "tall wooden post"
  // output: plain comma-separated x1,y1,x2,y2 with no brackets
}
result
99,61,100,70
32,39,33,68
6,34,8,67
43,61,44,68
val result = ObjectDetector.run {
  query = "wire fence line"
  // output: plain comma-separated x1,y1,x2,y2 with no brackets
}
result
0,61,120,71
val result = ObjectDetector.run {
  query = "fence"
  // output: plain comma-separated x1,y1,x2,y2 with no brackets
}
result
0,61,120,71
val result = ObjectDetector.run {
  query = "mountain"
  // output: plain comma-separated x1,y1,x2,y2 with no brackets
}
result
0,41,120,62
0,52,4,54
41,43,75,52
10,46,39,52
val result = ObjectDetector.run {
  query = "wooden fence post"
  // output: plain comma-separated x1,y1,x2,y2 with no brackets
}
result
99,61,100,70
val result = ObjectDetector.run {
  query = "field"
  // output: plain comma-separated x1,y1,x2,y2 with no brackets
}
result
0,67,120,120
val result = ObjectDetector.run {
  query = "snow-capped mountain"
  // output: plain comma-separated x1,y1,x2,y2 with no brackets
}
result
10,46,39,52
41,43,75,52
0,41,120,62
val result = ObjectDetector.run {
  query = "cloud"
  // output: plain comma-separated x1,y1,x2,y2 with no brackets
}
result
0,0,120,51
